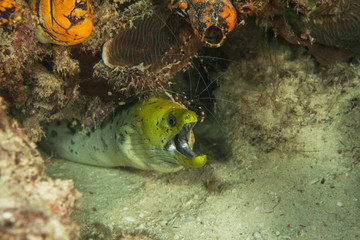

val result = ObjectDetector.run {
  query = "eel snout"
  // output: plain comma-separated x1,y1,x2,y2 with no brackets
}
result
164,122,207,168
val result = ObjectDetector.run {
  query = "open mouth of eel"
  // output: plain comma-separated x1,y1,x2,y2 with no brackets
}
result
164,122,207,168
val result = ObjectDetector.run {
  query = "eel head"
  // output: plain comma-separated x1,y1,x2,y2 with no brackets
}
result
137,98,207,172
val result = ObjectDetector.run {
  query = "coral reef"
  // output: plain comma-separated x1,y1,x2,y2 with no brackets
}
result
0,0,84,141
0,0,360,238
0,0,204,141
0,97,81,239
1,0,359,141
0,0,45,111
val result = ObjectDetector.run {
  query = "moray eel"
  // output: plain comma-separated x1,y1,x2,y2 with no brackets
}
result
39,98,207,172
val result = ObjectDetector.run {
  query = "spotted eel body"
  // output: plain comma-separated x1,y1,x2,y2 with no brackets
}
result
39,98,207,172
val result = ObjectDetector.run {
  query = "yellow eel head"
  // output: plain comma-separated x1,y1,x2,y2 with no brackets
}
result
137,98,207,172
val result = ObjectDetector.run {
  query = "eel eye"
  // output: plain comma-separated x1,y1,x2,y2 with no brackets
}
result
167,114,176,128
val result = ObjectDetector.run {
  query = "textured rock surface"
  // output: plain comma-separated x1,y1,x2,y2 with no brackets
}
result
0,97,81,239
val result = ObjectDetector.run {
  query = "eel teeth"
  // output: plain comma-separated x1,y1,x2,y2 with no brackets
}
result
164,122,196,158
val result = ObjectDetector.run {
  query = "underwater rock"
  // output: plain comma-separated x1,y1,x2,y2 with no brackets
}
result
0,0,50,134
0,97,81,239
19,63,81,141
0,0,50,142
30,0,93,45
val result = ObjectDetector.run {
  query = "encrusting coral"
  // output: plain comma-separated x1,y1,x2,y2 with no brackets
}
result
0,97,81,239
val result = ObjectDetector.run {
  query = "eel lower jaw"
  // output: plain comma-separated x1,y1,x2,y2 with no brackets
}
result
164,123,207,168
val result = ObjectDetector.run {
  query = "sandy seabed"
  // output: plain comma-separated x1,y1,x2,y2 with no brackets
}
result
45,42,360,240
